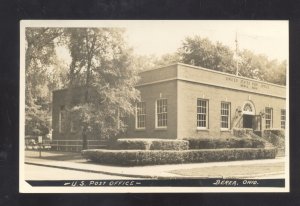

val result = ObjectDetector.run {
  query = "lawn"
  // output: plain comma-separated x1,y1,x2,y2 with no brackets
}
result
25,150,83,162
168,162,284,177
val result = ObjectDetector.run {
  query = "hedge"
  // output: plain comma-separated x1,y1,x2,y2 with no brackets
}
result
232,128,254,137
264,129,285,138
82,147,277,166
110,138,189,150
263,129,285,148
186,137,265,149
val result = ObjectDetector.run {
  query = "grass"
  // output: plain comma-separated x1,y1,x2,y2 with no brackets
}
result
168,162,284,177
25,150,83,162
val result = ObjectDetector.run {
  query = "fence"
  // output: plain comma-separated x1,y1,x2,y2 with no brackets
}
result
26,139,108,152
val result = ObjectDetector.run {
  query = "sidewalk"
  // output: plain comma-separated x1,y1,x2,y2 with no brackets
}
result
24,151,286,179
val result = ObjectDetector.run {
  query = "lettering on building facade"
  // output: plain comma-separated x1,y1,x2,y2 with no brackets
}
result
225,76,270,90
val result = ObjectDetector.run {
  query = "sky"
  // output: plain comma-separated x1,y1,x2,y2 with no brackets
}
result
122,20,288,61
46,20,288,63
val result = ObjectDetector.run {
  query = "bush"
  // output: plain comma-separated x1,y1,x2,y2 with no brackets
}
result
186,137,265,149
233,128,253,137
82,148,277,166
264,129,285,138
150,140,189,150
263,129,285,147
111,139,152,150
110,138,189,150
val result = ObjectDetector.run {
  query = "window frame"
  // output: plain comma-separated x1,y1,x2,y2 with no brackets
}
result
58,105,66,133
70,119,76,133
265,107,273,129
281,109,286,129
135,102,146,130
155,99,168,129
220,102,231,130
197,99,209,130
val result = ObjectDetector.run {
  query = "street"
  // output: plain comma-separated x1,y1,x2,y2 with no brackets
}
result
24,164,136,180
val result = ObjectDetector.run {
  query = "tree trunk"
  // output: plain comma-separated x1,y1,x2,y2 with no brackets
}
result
82,49,92,150
82,125,87,150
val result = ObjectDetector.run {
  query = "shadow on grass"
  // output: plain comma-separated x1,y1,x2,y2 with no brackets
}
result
26,150,84,161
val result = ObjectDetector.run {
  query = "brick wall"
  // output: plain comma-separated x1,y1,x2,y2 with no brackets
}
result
128,63,286,140
177,80,285,139
52,87,98,141
125,80,178,139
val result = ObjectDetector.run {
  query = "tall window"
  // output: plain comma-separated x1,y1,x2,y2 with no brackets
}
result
281,109,286,129
70,119,75,132
221,102,230,129
136,102,146,129
156,99,167,128
265,107,273,129
59,105,66,133
197,99,208,129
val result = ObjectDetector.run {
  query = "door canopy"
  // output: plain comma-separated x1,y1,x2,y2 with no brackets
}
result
242,101,256,115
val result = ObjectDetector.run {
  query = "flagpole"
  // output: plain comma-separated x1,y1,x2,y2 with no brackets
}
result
235,32,239,76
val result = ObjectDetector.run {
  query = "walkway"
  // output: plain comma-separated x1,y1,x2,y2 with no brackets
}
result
24,151,286,179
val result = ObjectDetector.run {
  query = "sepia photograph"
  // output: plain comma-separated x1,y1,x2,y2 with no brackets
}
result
19,20,289,193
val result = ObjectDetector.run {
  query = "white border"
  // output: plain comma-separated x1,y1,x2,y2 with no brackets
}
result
19,20,289,193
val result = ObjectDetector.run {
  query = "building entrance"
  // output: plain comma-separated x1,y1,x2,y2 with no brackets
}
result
243,114,253,128
242,114,262,135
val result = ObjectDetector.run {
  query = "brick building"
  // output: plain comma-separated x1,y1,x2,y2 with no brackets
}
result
52,87,106,150
125,63,286,139
52,63,286,149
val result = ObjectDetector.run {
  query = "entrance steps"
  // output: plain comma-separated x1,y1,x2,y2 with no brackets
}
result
264,141,274,148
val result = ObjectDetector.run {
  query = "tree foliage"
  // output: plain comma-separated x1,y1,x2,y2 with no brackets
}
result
25,28,64,136
64,28,140,143
177,35,286,85
238,49,286,85
178,36,236,74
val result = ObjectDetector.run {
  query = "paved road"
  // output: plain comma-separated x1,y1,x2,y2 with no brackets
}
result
24,164,137,180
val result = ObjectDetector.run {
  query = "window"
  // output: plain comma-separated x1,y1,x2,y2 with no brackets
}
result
281,109,286,129
197,99,208,129
136,102,146,129
265,107,273,129
156,99,167,128
221,102,230,129
59,105,66,133
70,119,75,132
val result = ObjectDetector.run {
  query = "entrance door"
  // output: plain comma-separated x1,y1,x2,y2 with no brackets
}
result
243,114,253,128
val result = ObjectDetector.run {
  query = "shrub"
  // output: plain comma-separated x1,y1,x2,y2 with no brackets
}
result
186,137,265,149
233,128,245,137
150,140,189,150
263,129,285,147
112,139,152,150
264,129,285,138
82,147,277,166
110,138,189,150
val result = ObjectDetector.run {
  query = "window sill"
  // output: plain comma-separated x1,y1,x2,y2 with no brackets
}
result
135,128,146,131
220,129,230,132
155,127,167,130
196,128,209,131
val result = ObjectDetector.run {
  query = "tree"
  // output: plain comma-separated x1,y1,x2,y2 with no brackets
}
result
65,28,140,149
153,53,181,68
177,35,286,85
25,28,64,136
178,36,236,73
238,49,287,84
